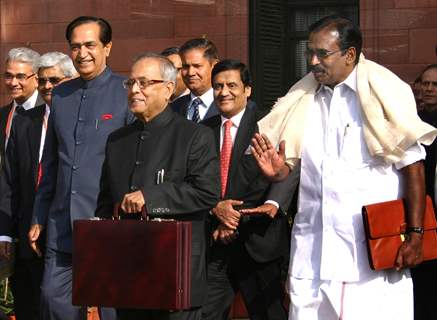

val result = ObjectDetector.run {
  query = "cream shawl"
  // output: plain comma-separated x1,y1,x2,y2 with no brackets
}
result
258,54,437,169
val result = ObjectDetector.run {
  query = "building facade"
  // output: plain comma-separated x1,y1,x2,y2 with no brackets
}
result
0,0,435,108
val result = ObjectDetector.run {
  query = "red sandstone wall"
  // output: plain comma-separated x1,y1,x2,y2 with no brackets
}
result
0,0,248,105
361,0,437,84
1,0,436,105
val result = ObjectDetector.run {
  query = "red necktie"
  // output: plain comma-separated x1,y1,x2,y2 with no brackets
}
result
220,120,233,198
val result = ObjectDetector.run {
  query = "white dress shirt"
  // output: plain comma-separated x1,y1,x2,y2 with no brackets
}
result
14,89,39,111
289,67,425,282
187,88,214,121
38,104,50,162
220,108,246,149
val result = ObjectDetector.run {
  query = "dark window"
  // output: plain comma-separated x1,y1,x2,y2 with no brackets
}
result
249,0,359,111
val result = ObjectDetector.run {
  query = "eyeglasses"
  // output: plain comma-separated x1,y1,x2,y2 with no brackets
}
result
3,73,36,82
304,48,345,60
38,77,65,86
122,78,167,90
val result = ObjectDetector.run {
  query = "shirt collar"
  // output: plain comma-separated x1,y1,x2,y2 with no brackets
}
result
220,107,246,129
14,89,38,110
315,66,358,95
80,66,112,89
342,66,357,92
189,88,214,108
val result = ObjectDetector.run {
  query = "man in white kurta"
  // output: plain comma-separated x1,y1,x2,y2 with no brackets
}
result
287,67,424,320
251,15,435,320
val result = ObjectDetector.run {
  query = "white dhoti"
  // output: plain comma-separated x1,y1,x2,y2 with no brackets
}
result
287,269,413,320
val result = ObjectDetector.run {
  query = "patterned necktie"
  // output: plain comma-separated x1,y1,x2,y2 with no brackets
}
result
220,120,233,198
191,98,202,123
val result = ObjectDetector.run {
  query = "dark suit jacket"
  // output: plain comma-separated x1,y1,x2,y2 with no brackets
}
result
0,103,14,242
0,103,13,168
32,67,133,253
0,104,47,258
170,93,219,122
203,107,298,263
0,94,45,156
96,107,220,307
419,109,437,203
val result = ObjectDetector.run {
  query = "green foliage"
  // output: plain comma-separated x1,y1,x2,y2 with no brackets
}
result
0,279,14,316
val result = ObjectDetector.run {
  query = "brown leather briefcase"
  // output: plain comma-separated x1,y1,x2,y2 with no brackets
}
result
362,195,437,270
72,216,192,310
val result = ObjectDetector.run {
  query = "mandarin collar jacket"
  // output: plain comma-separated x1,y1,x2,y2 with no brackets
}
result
32,67,133,253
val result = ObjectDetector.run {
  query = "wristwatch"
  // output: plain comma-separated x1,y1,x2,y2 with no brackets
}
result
407,226,424,235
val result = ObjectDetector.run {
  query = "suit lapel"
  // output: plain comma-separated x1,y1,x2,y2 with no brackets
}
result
204,102,219,121
19,95,45,175
0,102,13,151
226,108,255,195
210,116,221,156
181,95,190,118
170,95,190,118
26,105,45,183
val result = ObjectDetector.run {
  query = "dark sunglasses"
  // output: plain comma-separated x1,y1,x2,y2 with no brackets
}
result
38,77,65,86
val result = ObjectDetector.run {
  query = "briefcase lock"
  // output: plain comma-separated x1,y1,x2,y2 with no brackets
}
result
400,233,406,242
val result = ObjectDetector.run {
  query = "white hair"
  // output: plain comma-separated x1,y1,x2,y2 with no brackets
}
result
6,47,40,73
38,52,77,78
133,52,177,84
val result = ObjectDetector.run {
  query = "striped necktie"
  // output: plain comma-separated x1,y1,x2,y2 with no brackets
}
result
191,98,202,123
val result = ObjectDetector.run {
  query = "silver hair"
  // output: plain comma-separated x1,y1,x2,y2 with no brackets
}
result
38,52,77,78
6,47,41,73
133,52,177,84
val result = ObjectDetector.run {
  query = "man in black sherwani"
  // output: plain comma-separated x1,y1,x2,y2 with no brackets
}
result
95,52,220,320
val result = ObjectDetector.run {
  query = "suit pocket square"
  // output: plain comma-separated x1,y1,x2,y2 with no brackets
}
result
244,145,252,155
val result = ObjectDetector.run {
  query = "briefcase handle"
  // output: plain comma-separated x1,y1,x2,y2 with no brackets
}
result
112,203,148,221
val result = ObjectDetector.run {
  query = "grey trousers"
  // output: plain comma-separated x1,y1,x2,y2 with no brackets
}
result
40,247,116,320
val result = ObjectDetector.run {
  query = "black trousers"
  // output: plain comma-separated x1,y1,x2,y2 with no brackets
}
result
116,307,202,320
202,242,287,320
10,254,44,320
411,260,437,320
